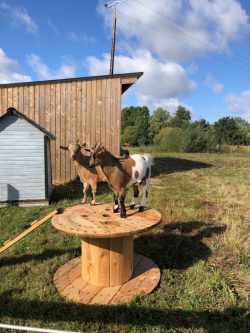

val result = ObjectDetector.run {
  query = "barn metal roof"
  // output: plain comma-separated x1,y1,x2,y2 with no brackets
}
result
0,108,56,140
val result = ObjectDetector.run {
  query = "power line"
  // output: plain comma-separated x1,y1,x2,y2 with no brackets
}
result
118,5,250,75
134,0,250,68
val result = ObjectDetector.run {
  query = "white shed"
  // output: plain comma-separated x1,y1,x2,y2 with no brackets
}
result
0,108,56,206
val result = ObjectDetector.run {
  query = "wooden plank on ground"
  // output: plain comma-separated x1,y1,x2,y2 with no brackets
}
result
0,208,62,254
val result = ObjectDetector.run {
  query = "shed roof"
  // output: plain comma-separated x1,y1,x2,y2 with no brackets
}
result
0,108,56,140
0,72,143,94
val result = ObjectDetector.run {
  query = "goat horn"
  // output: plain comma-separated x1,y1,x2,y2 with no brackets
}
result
60,145,68,151
96,142,102,149
92,142,98,150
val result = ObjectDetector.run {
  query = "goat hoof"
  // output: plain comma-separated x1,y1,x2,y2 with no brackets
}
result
130,204,135,209
113,207,119,213
139,206,144,212
90,201,95,206
120,212,127,218
81,200,86,204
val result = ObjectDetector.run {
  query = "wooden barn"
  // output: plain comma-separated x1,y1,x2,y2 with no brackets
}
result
0,108,55,206
0,72,143,183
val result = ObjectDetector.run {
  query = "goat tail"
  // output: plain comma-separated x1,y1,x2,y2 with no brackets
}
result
143,153,154,166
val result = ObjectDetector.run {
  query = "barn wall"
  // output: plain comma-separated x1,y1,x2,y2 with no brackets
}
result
0,115,46,201
0,77,122,183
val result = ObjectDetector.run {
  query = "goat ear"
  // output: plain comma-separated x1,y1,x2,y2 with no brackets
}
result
60,145,68,151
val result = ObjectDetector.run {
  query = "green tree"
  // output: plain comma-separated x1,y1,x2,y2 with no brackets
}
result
148,107,170,142
121,106,150,146
191,118,210,130
234,117,250,144
170,105,191,128
121,126,138,146
214,117,249,145
184,126,219,152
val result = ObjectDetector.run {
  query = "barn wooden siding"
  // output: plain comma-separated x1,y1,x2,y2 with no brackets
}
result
0,73,142,183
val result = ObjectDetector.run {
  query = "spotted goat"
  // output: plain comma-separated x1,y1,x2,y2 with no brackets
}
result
86,143,154,218
60,141,106,204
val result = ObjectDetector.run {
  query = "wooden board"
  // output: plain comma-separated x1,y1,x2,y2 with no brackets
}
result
51,204,162,238
53,254,160,305
0,208,62,254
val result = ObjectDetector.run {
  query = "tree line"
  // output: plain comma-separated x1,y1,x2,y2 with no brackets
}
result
121,106,250,152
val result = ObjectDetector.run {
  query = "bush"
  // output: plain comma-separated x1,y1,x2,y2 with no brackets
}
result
184,126,222,152
154,126,223,153
154,127,187,152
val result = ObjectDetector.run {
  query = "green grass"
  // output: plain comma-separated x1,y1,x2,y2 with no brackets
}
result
0,151,249,332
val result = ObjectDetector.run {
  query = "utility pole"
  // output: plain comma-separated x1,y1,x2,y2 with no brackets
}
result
104,0,125,75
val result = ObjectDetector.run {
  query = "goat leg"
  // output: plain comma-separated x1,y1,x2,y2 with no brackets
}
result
139,185,148,212
119,195,127,218
90,183,97,205
82,182,90,204
113,194,119,213
130,184,139,209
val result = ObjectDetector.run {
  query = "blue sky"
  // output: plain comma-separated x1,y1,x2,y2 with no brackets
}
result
1,0,250,122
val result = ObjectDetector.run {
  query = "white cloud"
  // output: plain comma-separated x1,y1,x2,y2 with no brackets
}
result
98,0,249,62
47,18,59,34
138,95,193,114
27,54,76,80
68,31,96,44
0,2,38,34
226,90,250,119
86,49,196,111
205,74,224,93
0,48,31,83
94,0,249,112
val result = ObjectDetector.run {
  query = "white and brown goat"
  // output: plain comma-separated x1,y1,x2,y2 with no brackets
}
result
60,141,106,204
86,143,153,218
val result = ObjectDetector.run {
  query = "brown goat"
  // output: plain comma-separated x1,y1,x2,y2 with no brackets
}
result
86,143,153,218
60,141,106,204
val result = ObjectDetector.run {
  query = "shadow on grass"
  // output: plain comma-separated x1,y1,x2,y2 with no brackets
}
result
152,156,213,177
135,220,226,270
0,290,247,331
50,177,110,203
0,247,80,268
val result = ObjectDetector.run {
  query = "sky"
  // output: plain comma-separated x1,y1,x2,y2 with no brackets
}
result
0,0,250,122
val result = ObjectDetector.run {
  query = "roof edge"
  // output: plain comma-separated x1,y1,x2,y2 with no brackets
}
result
0,108,56,140
0,72,144,88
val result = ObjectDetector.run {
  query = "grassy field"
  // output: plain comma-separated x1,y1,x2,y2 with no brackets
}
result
0,150,249,333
